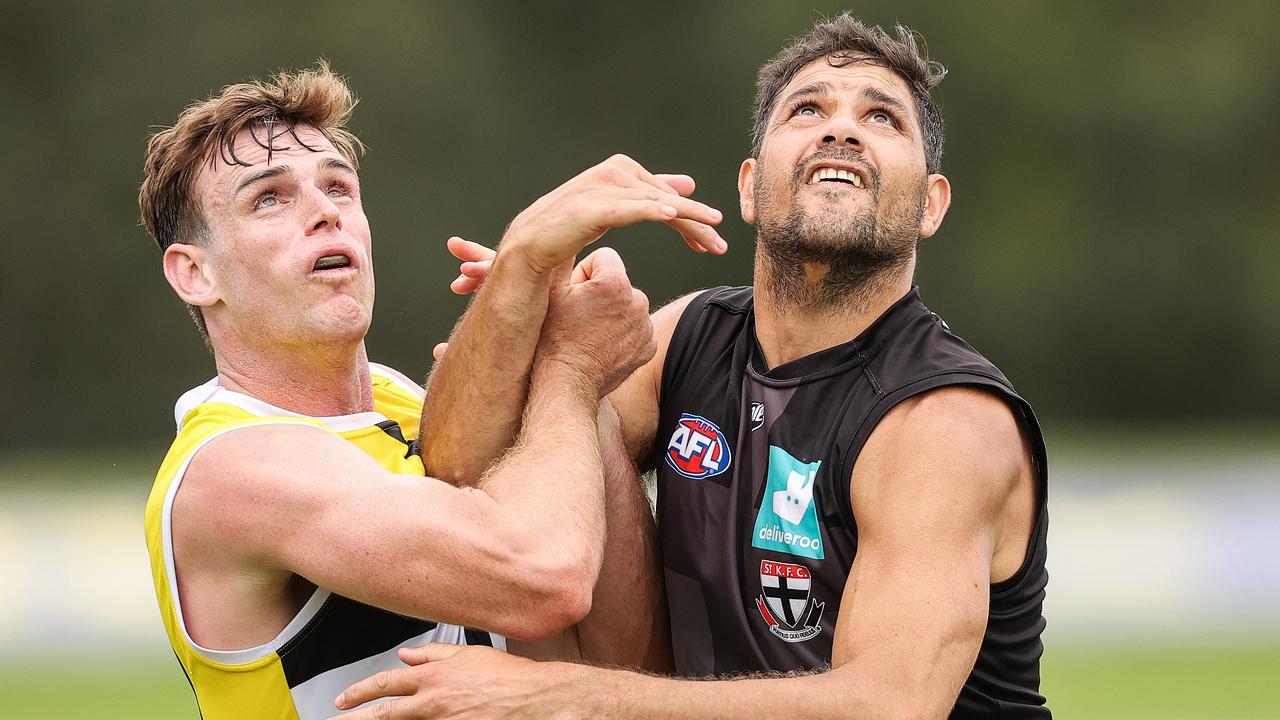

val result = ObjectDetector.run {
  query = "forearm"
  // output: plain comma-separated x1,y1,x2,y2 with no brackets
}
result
420,248,550,486
566,665,911,720
574,402,672,671
478,360,606,583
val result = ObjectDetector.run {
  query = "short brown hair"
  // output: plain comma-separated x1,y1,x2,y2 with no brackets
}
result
751,14,947,173
138,61,363,338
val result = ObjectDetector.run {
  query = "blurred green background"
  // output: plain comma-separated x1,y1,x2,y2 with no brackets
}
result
1,0,1277,717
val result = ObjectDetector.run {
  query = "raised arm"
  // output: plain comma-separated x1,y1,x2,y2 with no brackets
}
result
418,155,724,486
173,252,657,643
331,386,1039,719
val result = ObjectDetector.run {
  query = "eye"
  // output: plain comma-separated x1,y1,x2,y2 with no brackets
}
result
791,103,820,118
253,192,279,210
326,181,354,199
867,109,898,127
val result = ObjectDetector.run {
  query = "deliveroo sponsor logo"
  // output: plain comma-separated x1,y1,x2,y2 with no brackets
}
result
751,446,824,560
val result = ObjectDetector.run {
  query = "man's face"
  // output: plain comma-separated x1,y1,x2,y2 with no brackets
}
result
190,124,375,349
740,57,947,263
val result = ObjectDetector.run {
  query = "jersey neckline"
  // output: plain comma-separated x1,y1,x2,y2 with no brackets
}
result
745,286,927,385
174,372,393,434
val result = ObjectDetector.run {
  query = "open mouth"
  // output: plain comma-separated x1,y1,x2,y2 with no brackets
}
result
807,166,866,189
313,254,353,271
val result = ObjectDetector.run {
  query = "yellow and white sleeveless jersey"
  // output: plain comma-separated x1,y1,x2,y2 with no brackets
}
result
143,363,505,719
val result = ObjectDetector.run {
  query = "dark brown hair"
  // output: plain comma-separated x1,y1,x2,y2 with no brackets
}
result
751,14,947,173
138,61,363,338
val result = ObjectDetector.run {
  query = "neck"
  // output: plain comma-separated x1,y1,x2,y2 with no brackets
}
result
752,250,913,369
211,336,374,417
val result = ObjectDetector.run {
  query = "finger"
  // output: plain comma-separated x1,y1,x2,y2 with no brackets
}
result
449,275,482,295
432,342,448,361
593,197,680,229
459,260,492,279
399,642,466,665
667,216,728,255
334,668,421,711
605,155,688,199
651,192,723,227
446,236,496,263
653,173,696,197
327,697,405,720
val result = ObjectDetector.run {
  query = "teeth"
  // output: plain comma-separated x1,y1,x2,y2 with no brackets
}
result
314,254,352,271
808,167,865,188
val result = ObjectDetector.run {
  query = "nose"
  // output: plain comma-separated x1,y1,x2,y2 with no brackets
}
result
819,112,861,149
304,185,343,235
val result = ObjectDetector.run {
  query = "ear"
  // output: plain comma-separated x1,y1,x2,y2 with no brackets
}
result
163,243,220,307
737,158,757,224
919,173,952,239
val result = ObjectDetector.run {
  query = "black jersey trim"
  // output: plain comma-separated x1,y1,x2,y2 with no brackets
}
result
463,627,494,647
376,419,419,459
278,593,438,688
659,287,734,414
839,372,1049,594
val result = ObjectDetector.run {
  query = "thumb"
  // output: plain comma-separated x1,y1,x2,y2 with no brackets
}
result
578,246,627,283
578,243,627,283
548,257,574,291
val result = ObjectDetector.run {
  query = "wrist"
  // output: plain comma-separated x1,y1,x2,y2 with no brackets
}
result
496,236,560,278
561,663,629,719
530,357,598,407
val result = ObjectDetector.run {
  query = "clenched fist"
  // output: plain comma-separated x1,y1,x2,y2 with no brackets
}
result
535,248,655,399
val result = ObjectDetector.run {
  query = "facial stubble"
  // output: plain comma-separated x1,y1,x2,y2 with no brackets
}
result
754,157,925,313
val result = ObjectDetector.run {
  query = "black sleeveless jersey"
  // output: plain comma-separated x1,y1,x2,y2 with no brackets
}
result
654,286,1050,718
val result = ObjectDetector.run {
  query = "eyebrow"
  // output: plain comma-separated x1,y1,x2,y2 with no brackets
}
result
860,87,913,123
320,157,358,177
233,165,290,198
232,156,358,198
775,82,914,124
776,82,832,116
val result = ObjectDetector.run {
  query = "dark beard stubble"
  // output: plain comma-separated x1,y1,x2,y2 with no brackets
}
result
754,164,925,314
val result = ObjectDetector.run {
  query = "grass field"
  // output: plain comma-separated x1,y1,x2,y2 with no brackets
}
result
3,440,1278,718
3,642,1278,719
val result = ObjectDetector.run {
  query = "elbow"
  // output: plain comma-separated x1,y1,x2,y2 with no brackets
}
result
493,545,598,642
520,548,597,640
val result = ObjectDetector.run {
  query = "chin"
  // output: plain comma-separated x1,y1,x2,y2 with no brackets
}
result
306,305,373,345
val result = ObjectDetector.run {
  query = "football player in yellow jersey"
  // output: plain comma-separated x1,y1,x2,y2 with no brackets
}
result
138,63,725,719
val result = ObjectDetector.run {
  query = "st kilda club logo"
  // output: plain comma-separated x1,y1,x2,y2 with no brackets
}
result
665,413,732,479
755,559,825,643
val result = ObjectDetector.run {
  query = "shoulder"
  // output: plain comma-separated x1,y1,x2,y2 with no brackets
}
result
655,286,749,376
854,386,1028,522
176,421,375,544
876,385,1024,451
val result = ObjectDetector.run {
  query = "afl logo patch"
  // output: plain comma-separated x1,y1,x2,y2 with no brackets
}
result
665,413,732,479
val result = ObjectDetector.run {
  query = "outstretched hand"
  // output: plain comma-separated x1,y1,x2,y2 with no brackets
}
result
444,163,725,297
495,156,725,276
330,643,598,720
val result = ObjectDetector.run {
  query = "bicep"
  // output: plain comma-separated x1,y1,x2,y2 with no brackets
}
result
180,424,529,630
830,388,1026,708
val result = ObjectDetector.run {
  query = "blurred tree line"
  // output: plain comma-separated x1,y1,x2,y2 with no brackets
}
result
1,0,1277,452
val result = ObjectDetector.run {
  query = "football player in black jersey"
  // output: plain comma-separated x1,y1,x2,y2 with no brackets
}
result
334,13,1048,720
